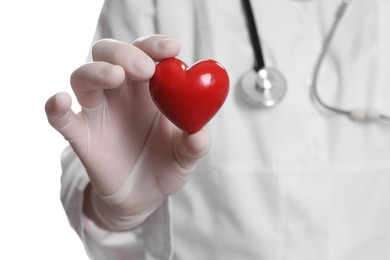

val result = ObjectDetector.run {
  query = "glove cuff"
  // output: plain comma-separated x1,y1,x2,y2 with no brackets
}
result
90,190,158,231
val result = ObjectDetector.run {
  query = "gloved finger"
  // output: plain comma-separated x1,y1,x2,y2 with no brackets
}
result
70,62,125,109
132,34,180,61
92,39,156,82
45,92,86,146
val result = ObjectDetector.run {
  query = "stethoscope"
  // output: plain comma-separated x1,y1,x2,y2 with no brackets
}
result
240,0,390,122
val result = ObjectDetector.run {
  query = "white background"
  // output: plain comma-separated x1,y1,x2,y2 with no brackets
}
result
1,1,104,259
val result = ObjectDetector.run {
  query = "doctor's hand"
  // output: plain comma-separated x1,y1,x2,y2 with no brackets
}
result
45,35,211,231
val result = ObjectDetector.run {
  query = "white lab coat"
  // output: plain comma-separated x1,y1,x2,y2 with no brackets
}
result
60,0,390,259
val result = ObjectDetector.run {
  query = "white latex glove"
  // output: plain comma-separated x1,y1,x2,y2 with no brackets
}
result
45,35,211,231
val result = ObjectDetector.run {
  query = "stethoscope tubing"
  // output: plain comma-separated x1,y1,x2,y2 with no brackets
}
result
310,0,390,122
241,0,390,122
242,0,265,72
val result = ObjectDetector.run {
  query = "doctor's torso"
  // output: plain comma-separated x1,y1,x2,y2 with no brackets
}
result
97,0,390,259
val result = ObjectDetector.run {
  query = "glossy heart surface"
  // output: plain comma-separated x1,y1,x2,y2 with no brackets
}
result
149,58,229,133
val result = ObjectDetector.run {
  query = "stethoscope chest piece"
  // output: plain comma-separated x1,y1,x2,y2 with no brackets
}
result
240,68,287,107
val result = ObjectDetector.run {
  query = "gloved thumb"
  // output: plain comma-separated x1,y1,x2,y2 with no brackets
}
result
173,128,211,170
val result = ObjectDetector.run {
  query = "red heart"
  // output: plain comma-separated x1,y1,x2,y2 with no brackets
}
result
149,58,229,133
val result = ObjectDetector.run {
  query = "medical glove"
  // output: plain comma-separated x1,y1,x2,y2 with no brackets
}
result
45,35,211,231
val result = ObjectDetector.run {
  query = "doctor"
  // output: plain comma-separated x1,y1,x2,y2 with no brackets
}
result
45,0,390,259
